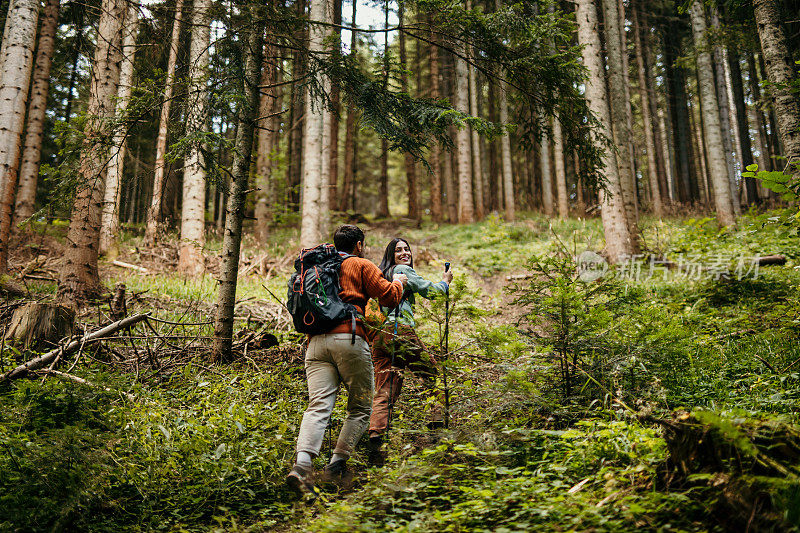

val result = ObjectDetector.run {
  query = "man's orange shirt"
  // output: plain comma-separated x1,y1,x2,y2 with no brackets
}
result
323,256,403,339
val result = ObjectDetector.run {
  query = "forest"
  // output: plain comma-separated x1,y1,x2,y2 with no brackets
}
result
0,0,799,528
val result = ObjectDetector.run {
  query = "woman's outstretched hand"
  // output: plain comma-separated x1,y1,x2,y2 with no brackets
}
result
443,269,454,284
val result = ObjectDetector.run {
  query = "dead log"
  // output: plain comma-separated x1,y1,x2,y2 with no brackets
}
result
755,254,786,266
112,260,148,273
651,410,800,531
4,302,75,350
1,313,150,381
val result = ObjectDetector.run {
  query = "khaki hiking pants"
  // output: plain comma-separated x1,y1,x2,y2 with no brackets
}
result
295,333,374,459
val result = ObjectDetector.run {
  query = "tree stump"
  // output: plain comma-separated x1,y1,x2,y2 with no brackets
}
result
4,302,75,350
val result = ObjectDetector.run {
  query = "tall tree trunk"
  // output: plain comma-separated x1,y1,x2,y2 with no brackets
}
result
753,0,800,176
99,1,136,257
144,0,184,246
727,47,758,203
689,93,710,204
710,6,740,214
601,0,639,243
454,47,473,222
58,0,123,302
552,118,568,218
663,24,694,203
540,121,554,215
0,0,39,273
339,0,356,212
428,16,443,222
13,0,59,227
177,0,210,276
299,0,329,247
398,1,419,220
327,0,341,209
576,0,634,263
465,0,482,220
213,1,263,360
689,0,735,225
632,2,662,216
498,80,514,220
254,33,277,241
377,139,389,217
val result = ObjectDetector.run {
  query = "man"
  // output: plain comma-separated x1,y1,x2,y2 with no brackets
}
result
286,225,408,493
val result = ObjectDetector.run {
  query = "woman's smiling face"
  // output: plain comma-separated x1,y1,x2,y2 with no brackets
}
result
394,240,412,266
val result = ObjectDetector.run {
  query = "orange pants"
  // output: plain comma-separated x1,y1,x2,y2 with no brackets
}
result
368,324,442,437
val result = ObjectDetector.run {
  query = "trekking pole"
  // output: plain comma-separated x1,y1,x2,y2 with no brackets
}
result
386,302,401,440
442,262,451,428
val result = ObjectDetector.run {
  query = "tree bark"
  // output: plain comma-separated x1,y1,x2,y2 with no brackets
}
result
58,0,123,302
428,16,443,222
299,0,329,247
213,2,263,360
540,121,554,216
144,0,184,246
454,47,473,223
553,117,568,218
13,0,58,227
0,0,39,273
465,0,482,220
499,80,514,221
338,0,356,212
663,24,695,203
753,0,800,177
327,0,341,209
632,3,662,216
99,1,137,258
710,6,739,214
398,1,419,220
727,48,757,203
576,0,634,263
601,0,639,242
254,34,277,241
689,0,735,225
177,0,210,276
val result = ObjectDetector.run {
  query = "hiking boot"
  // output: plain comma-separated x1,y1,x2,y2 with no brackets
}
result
285,464,315,496
367,448,387,467
367,436,386,467
320,459,354,487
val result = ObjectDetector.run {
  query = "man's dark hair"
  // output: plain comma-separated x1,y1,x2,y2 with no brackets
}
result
333,225,365,253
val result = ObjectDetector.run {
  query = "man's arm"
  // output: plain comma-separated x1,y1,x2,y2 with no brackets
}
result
361,260,404,308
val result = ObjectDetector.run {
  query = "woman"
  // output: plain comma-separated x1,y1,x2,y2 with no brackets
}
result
366,237,453,466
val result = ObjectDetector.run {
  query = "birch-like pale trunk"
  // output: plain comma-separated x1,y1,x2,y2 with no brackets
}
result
753,0,800,177
632,3,662,216
0,0,39,273
99,2,137,258
576,0,634,263
58,0,123,302
339,0,356,212
213,2,263,360
454,46,474,223
177,0,210,276
318,0,332,234
143,0,184,246
299,0,328,247
601,0,639,241
13,0,58,227
689,1,735,226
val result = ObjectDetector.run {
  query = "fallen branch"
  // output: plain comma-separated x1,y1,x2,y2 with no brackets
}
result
36,369,135,401
112,260,149,273
1,313,150,381
755,254,786,266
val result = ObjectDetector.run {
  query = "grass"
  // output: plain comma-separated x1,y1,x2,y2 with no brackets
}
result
2,211,800,531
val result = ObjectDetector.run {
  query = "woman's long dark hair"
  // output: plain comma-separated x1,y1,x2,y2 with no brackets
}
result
378,238,413,282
